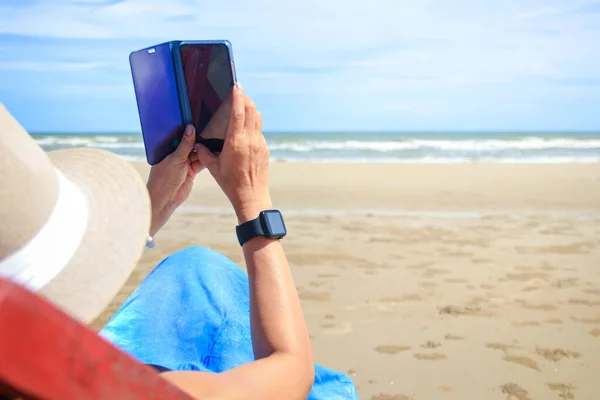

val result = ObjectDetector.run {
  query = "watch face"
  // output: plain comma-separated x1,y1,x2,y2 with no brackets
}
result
261,210,286,237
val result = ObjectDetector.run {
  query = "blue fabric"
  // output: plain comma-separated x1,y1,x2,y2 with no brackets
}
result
100,246,358,399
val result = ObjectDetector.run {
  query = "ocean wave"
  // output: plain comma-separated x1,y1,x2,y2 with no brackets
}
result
271,156,600,164
34,133,600,164
119,154,147,162
119,155,600,164
36,135,600,152
98,142,145,149
268,137,600,152
35,136,143,148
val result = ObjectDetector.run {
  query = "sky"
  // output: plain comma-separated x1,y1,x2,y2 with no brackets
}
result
0,0,599,133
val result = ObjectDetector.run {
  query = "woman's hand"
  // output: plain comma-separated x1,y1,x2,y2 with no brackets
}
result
146,124,204,236
195,83,272,224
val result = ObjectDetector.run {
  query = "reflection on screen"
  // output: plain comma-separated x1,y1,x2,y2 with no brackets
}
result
264,211,286,236
180,44,234,136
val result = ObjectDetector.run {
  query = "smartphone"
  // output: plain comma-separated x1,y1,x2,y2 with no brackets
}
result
129,41,184,165
173,40,237,154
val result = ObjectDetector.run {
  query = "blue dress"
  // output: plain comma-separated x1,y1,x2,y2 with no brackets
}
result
100,246,358,399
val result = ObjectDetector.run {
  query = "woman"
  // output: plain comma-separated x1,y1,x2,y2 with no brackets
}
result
0,84,357,399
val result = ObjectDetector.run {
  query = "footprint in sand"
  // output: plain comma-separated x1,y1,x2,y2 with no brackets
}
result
437,249,472,258
438,305,489,317
505,272,549,282
324,314,335,320
570,316,600,324
502,356,541,371
445,278,469,284
423,268,451,278
421,341,441,349
545,318,563,324
534,347,581,362
512,321,541,327
370,394,413,400
406,261,434,270
552,278,579,288
321,322,352,335
547,383,576,400
374,345,411,355
568,298,600,307
379,294,423,303
501,383,532,400
485,343,517,354
517,300,558,311
468,296,490,306
414,353,446,361
317,273,339,279
514,266,535,271
516,243,592,255
590,329,600,337
445,334,466,341
298,290,332,301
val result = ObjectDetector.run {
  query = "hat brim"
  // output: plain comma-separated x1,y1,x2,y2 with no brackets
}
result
39,148,150,324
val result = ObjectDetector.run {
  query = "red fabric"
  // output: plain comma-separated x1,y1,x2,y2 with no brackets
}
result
0,278,193,400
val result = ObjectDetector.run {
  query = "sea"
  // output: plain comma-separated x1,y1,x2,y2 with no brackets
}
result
33,131,600,164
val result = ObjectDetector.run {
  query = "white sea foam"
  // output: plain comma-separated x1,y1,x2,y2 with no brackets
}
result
96,142,145,149
35,136,143,148
268,137,600,152
271,156,600,164
35,134,600,164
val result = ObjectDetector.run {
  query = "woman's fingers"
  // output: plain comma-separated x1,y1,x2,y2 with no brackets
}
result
226,83,246,139
173,124,196,159
190,160,205,174
243,95,256,136
255,111,263,134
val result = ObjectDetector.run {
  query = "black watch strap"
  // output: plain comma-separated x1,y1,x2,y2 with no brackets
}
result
236,216,265,246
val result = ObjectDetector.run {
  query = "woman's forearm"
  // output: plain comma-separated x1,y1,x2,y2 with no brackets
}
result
242,236,312,366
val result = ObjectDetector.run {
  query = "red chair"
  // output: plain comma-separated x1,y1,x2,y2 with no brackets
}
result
0,278,193,399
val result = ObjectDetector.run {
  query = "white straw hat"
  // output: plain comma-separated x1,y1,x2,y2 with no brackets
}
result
0,104,151,324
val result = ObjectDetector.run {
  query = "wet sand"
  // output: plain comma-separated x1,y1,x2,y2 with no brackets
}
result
94,162,600,400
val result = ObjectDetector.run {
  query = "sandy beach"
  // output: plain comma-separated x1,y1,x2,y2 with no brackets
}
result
94,162,600,400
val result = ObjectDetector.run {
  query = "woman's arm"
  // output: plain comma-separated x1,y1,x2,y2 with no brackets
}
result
161,84,314,400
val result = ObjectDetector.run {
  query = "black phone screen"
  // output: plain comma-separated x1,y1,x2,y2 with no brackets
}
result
179,44,234,149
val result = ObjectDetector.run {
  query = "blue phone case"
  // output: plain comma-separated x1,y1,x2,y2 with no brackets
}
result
130,40,236,165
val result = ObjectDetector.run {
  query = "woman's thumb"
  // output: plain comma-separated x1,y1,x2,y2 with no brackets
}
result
194,143,218,172
174,124,196,159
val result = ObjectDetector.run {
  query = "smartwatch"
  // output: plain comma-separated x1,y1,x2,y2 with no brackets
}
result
236,210,287,246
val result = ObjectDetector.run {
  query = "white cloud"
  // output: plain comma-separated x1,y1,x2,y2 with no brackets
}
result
1,0,599,122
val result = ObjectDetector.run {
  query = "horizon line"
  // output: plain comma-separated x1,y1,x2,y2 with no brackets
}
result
29,129,600,136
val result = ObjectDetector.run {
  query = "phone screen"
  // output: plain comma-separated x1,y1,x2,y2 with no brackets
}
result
179,44,234,150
